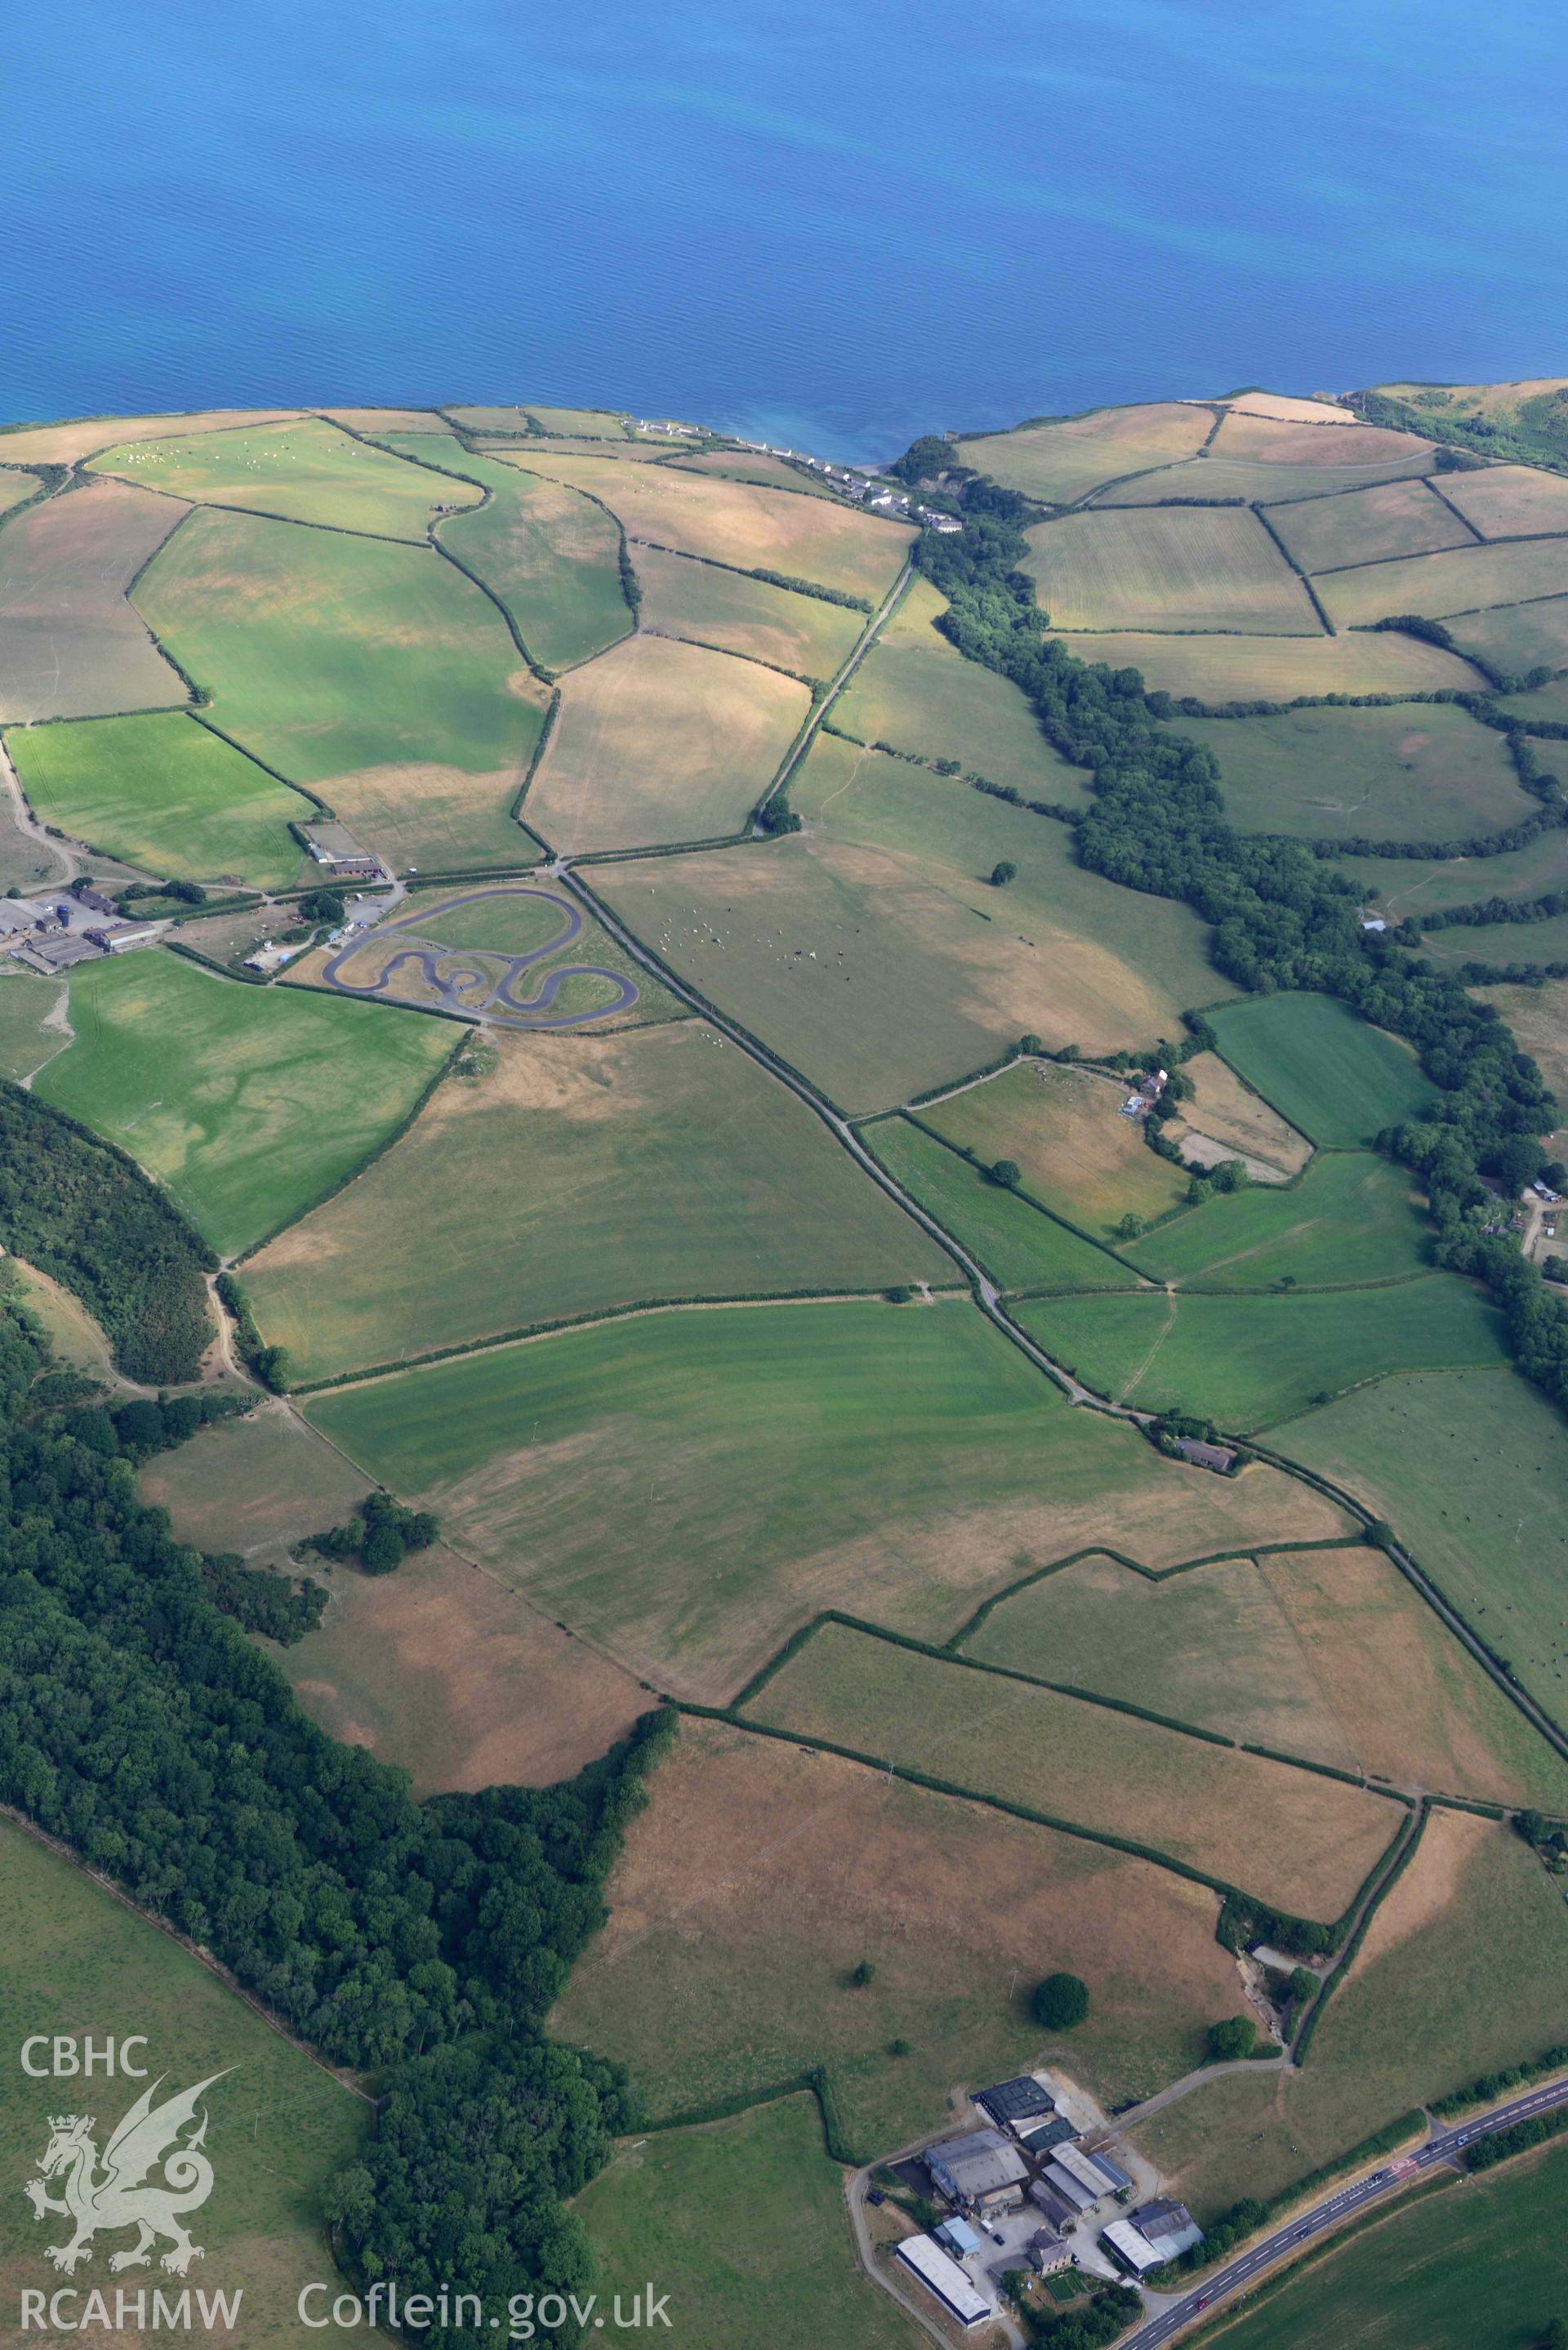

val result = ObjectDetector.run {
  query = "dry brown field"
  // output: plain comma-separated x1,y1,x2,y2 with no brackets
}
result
1173,1050,1313,1172
1265,479,1473,571
956,403,1215,501
917,1059,1190,1234
1430,462,1568,539
0,408,302,466
1209,410,1433,467
140,1398,372,1568
0,478,189,720
503,451,912,601
632,545,863,679
1316,537,1568,626
285,1541,649,1795
744,1622,1405,1920
1023,506,1320,634
551,1716,1245,2149
523,631,808,851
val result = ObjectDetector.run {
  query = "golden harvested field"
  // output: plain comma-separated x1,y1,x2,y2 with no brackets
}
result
916,1059,1189,1236
243,1020,949,1383
0,478,189,720
835,573,1095,805
1133,1811,1568,2215
551,1717,1245,2149
957,403,1215,502
1316,537,1568,626
325,406,453,434
140,1397,372,1569
1045,627,1484,702
632,545,864,679
1171,1050,1312,1173
670,449,845,497
304,1297,1352,1702
744,1622,1405,1920
1209,410,1433,468
284,1542,648,1796
1024,506,1320,634
0,407,301,466
1265,479,1473,571
595,735,1227,1111
964,1547,1568,1809
1223,394,1357,425
523,632,808,852
1099,453,1437,504
503,450,913,601
1430,462,1568,539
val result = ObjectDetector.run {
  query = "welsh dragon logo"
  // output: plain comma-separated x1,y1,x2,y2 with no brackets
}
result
23,2071,232,2276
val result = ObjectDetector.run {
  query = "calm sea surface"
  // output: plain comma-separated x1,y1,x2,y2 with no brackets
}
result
7,0,1567,461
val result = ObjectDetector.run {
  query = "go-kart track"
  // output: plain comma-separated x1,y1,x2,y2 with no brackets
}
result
319,885,639,1029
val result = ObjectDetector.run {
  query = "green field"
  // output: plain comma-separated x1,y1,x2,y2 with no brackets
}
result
1134,1808,1568,2215
917,1059,1192,1235
1274,1367,1568,1730
380,433,635,671
1333,823,1568,920
634,545,864,680
0,467,38,517
1199,2143,1568,2350
1264,479,1473,572
90,417,473,540
0,970,69,1081
595,738,1227,1112
1042,627,1481,703
742,1621,1405,1920
33,947,452,1255
962,1546,1568,1808
1499,676,1568,725
574,2096,918,2350
956,403,1215,501
1018,1277,1505,1429
862,1117,1141,1291
134,507,547,871
1127,1153,1430,1289
0,478,188,722
1024,506,1320,634
1207,992,1437,1144
524,631,808,854
303,1295,1350,1701
7,710,312,886
1423,907,1568,968
1445,594,1568,679
1102,449,1434,504
835,574,1095,803
1182,703,1530,844
140,1397,372,1568
553,1715,1245,2153
244,1021,950,1381
0,1815,368,2345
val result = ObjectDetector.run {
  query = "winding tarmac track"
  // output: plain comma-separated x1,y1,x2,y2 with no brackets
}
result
318,885,638,1029
1120,2075,1568,2348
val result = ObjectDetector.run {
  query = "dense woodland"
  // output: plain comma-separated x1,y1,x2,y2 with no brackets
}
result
0,1086,213,1383
918,492,1568,1422
0,1278,673,2339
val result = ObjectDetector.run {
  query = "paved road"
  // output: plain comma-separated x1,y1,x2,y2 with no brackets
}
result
1120,2075,1568,2348
318,884,638,1028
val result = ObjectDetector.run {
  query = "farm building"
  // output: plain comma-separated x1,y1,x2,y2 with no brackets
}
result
300,820,385,885
1173,1435,1237,1473
1049,2143,1125,2202
71,882,119,916
1028,2227,1073,2278
1028,2182,1078,2230
1102,2219,1166,2279
976,2075,1056,2129
1039,2160,1099,2215
893,2236,993,2330
935,2218,983,2258
1017,2115,1078,2157
1131,2199,1204,2261
926,2128,1028,2217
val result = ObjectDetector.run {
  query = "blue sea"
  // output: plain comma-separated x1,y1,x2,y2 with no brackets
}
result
7,0,1567,462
